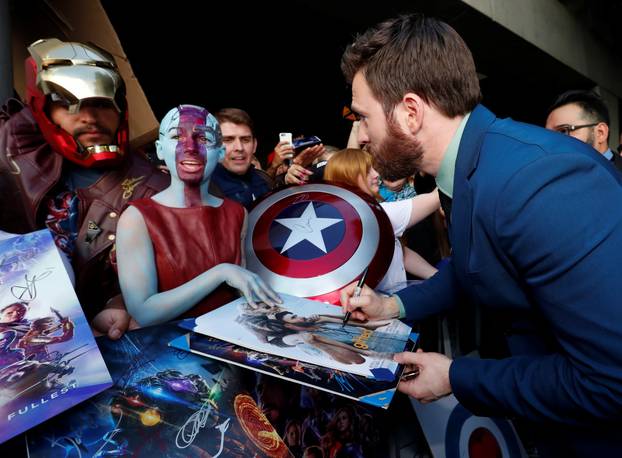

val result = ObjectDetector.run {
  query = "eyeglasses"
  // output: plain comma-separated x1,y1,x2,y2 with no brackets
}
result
554,123,599,135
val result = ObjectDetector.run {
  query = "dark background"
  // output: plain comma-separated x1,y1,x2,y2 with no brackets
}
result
101,0,597,163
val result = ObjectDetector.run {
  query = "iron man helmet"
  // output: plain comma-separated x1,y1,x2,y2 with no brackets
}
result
25,38,129,167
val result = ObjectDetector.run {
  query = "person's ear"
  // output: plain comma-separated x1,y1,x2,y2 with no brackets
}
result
155,139,163,161
595,122,609,148
402,93,424,134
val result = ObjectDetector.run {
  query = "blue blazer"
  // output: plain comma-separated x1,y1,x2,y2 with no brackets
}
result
397,106,622,433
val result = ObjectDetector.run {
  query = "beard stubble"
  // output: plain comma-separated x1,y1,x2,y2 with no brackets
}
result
367,116,424,182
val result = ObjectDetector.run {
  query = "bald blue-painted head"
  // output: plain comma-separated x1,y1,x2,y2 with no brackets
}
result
156,105,224,187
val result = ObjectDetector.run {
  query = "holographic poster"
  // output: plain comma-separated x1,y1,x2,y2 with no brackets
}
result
0,229,112,444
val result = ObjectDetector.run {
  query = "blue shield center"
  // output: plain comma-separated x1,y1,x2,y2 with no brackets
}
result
269,201,345,259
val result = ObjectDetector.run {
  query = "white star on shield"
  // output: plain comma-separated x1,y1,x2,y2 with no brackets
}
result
274,202,342,254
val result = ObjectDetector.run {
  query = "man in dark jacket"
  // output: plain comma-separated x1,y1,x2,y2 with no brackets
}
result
211,108,272,209
546,89,622,171
0,38,168,338
340,14,622,456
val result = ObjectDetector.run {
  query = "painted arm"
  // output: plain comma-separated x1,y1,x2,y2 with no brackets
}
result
117,207,279,327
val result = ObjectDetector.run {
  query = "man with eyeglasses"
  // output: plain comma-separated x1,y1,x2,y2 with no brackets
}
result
546,90,622,171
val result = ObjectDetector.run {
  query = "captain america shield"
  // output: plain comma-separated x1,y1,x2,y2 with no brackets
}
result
246,183,393,303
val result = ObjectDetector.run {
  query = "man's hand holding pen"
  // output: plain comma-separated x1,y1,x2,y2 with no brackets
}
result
339,282,453,403
342,267,369,327
339,282,400,322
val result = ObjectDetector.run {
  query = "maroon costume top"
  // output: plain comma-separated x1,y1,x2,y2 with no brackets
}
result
129,196,245,317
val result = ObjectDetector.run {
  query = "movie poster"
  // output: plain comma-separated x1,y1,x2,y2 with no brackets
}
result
191,294,412,379
0,229,112,443
170,329,418,409
27,324,392,457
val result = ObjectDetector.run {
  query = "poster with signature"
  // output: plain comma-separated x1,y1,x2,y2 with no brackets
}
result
0,229,112,444
170,329,417,409
191,294,412,379
27,324,392,457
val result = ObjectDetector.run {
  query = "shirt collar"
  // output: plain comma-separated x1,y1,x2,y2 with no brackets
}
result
435,112,470,198
603,148,614,161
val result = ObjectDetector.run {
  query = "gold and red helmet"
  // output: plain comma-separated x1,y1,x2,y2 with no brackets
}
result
25,38,129,168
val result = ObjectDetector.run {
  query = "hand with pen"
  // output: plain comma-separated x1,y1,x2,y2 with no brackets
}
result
339,282,399,322
339,282,453,403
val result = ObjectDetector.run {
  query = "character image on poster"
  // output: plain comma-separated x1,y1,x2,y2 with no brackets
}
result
28,324,391,457
192,294,412,378
0,229,111,444
171,328,418,409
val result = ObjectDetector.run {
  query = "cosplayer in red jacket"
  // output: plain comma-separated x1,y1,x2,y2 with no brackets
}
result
0,38,168,338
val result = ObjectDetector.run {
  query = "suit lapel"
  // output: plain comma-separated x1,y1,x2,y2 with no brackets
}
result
450,105,496,276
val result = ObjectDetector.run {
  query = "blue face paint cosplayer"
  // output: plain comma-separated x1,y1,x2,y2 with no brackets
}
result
156,105,223,207
115,105,281,326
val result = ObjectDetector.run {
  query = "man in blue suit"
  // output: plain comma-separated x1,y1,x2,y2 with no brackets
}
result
340,14,622,455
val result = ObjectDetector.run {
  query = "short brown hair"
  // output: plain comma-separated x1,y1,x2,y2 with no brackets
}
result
214,107,256,137
341,14,481,117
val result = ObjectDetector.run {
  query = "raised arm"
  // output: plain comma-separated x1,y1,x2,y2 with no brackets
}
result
406,189,440,228
380,191,440,237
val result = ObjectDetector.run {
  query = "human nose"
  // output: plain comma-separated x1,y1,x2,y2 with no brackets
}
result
357,123,370,145
182,135,200,153
78,105,98,124
232,138,244,151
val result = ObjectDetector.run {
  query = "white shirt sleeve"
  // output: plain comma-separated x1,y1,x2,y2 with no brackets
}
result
380,200,413,237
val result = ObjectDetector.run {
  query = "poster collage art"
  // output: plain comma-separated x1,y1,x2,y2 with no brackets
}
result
0,229,112,443
27,324,393,457
171,325,418,409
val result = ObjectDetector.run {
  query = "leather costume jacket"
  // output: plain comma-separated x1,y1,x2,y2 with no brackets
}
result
0,100,169,319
